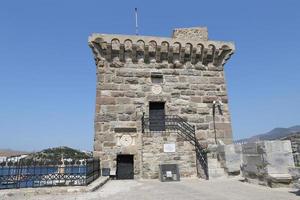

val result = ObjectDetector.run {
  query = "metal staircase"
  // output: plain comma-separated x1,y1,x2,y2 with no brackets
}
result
141,114,209,179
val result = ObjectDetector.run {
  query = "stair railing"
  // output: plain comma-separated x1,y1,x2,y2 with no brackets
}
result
141,114,209,179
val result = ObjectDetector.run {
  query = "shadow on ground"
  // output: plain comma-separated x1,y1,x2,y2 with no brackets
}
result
289,190,300,196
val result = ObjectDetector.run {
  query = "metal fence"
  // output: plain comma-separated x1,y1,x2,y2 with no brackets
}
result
0,158,100,189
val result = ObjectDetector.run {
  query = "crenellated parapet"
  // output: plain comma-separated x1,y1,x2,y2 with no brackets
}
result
88,27,235,68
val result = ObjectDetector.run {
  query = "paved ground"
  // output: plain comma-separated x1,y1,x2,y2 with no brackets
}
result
1,178,300,200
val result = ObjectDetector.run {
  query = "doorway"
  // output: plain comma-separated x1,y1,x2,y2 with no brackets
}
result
149,102,165,131
116,155,134,179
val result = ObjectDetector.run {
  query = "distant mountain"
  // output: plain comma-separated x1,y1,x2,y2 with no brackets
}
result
236,125,300,143
289,125,300,132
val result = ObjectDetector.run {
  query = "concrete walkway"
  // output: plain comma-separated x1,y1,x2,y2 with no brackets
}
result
1,177,299,200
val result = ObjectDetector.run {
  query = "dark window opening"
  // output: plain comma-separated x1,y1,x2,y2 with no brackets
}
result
151,72,163,84
149,102,165,131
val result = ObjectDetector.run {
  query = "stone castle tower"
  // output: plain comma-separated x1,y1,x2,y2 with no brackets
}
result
88,27,235,179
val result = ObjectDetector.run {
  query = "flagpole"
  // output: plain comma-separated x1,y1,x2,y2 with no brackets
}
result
135,8,138,35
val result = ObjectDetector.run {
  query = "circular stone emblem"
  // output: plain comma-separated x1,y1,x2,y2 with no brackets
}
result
120,135,133,146
151,85,162,94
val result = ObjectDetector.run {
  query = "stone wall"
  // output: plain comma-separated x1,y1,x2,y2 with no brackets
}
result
217,143,242,174
89,27,235,179
241,140,295,187
281,133,300,166
142,133,197,178
173,27,208,41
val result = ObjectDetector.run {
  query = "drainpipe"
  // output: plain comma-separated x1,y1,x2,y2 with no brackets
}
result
213,100,223,144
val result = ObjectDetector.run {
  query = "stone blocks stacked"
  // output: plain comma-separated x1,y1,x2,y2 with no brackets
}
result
281,133,300,166
241,140,295,187
89,27,235,179
142,133,197,179
217,143,242,175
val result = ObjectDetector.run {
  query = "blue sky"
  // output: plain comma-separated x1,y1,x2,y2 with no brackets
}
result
0,0,299,151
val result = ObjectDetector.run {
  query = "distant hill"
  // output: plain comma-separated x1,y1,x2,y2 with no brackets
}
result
0,149,29,157
21,146,92,162
236,125,300,143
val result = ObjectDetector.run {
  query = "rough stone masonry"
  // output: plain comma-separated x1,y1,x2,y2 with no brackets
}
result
88,27,235,179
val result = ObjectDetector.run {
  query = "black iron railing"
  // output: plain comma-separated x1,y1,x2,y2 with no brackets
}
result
0,158,100,189
142,114,209,179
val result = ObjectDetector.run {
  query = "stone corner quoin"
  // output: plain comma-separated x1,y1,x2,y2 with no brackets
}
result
88,26,235,179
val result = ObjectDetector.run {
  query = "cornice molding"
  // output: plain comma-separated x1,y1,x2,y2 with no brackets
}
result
88,32,235,68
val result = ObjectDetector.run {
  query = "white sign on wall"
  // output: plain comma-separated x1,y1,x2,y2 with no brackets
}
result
163,143,176,153
166,171,173,177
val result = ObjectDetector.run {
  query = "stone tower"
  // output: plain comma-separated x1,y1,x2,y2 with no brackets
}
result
88,27,235,179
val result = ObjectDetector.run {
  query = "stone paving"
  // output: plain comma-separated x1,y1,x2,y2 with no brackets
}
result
1,177,299,200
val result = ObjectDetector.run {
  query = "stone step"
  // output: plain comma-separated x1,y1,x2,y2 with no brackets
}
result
208,158,221,168
208,168,226,178
207,158,227,179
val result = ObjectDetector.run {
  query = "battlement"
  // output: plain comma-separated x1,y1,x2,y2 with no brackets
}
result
172,27,208,41
88,27,235,68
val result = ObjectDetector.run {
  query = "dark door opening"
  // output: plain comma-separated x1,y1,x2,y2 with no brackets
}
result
116,155,134,180
149,102,165,131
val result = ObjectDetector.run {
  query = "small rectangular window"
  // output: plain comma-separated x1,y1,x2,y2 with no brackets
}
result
151,72,163,84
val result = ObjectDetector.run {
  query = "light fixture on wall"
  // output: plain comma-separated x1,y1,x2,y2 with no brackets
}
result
213,100,223,144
